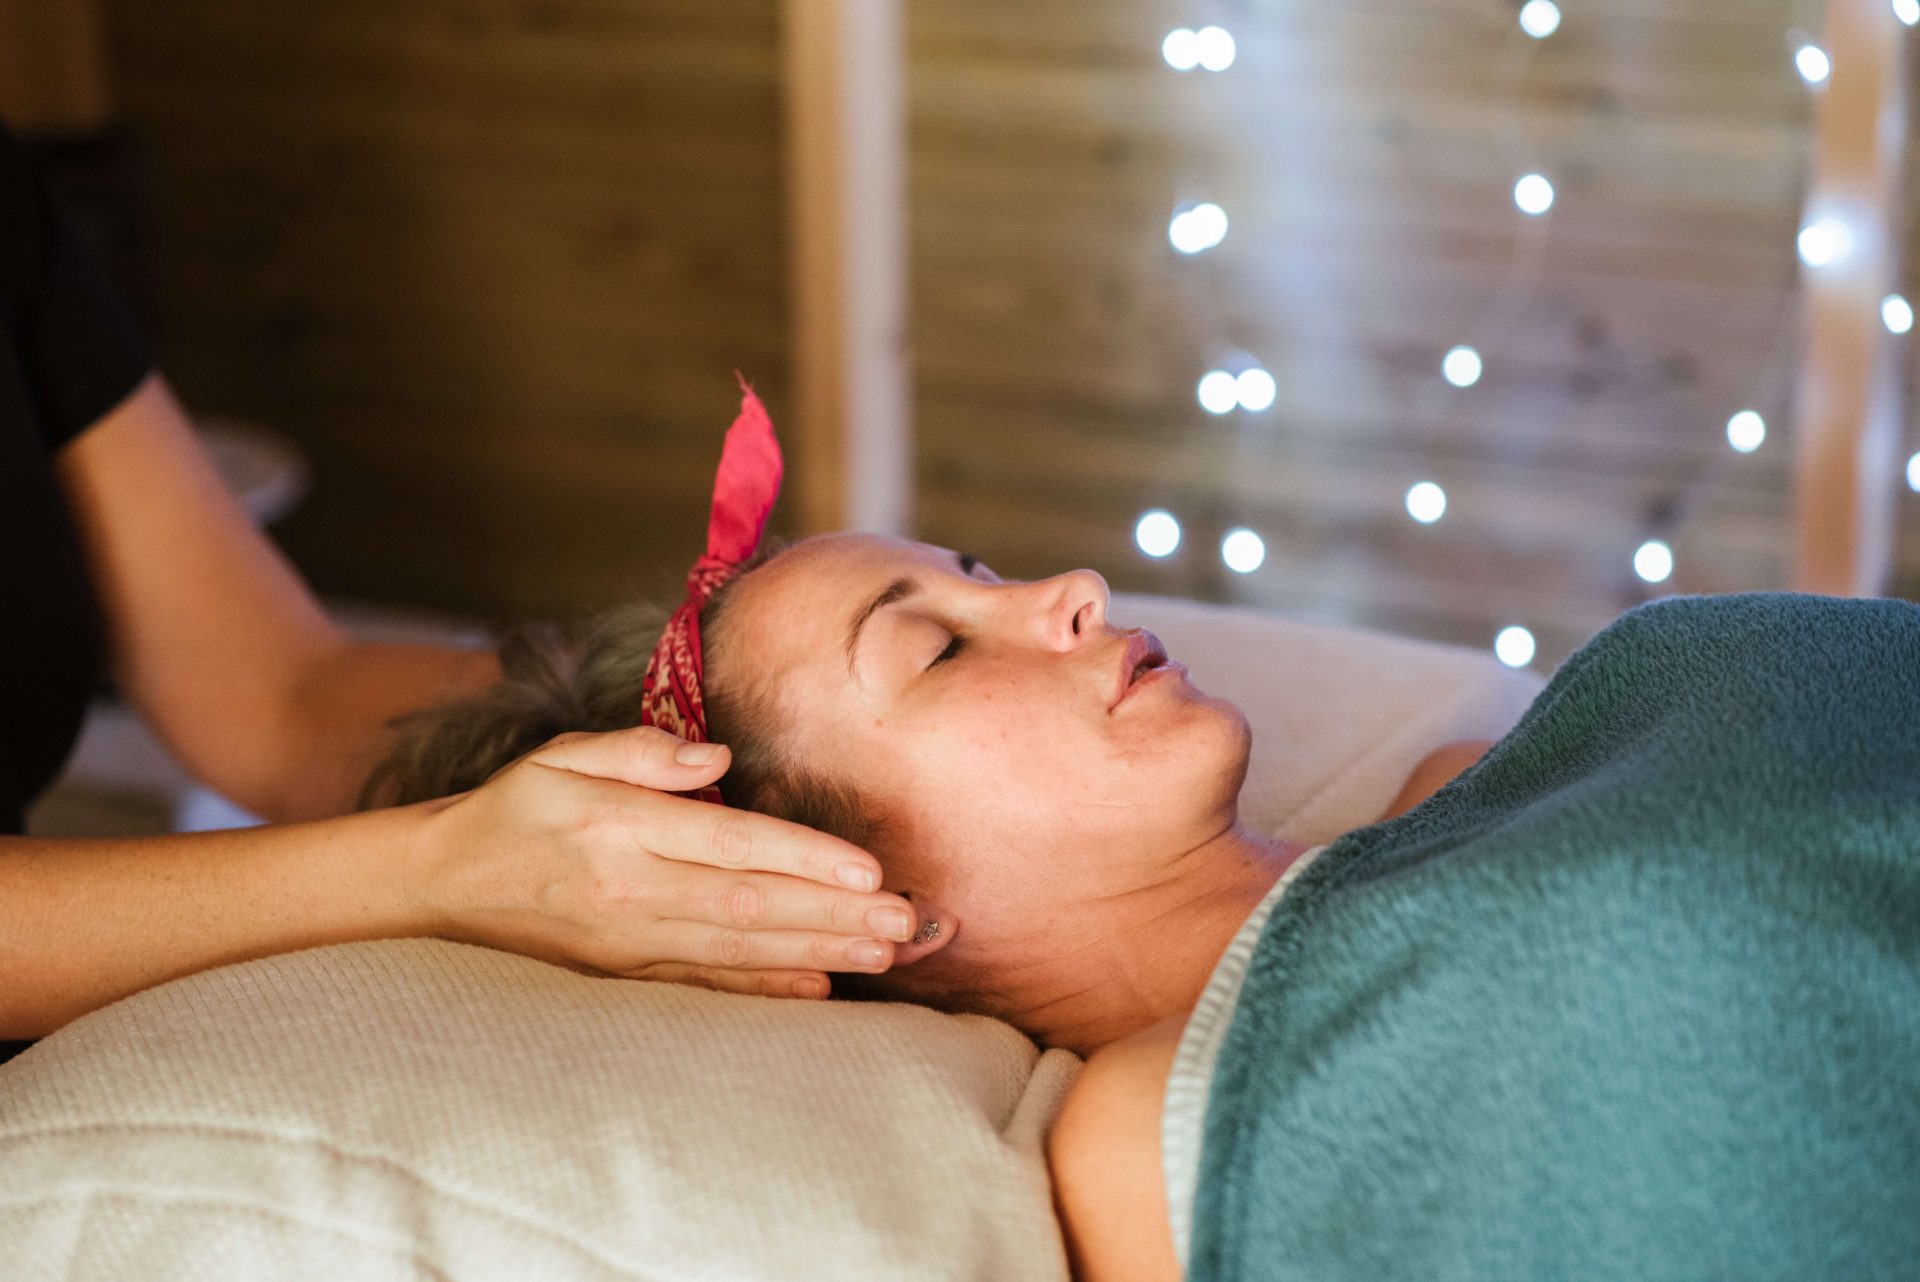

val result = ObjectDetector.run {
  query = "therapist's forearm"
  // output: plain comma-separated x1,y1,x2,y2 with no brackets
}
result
0,799,441,1040
264,639,502,822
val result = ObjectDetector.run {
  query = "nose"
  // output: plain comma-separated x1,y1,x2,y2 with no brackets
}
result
1024,568,1110,652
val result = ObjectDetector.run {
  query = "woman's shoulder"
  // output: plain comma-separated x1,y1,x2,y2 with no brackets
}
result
1047,1015,1186,1282
1377,738,1497,822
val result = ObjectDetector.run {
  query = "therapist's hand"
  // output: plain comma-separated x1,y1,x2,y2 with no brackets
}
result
402,726,917,998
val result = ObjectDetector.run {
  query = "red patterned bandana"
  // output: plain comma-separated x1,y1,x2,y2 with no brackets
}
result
639,379,784,803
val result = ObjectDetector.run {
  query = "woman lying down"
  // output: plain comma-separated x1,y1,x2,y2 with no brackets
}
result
369,389,1920,1282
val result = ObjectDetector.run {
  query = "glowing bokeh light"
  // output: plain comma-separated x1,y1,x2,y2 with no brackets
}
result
1518,0,1561,38
1726,410,1766,454
1797,218,1853,268
1442,345,1483,387
1168,201,1229,254
1221,527,1266,573
1235,367,1277,412
1198,370,1240,415
1883,294,1913,334
1162,28,1200,71
1495,626,1537,668
1135,509,1182,557
1405,480,1448,524
1634,539,1675,584
1513,173,1555,215
1195,26,1236,71
1795,45,1831,85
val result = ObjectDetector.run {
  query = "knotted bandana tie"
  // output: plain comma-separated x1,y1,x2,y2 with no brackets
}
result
639,379,784,803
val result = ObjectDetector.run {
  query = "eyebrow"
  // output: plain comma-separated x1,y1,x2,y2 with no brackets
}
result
842,552,985,677
846,577,922,674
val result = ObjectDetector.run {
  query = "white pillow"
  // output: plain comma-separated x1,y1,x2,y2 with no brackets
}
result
0,939,1082,1281
0,596,1544,1281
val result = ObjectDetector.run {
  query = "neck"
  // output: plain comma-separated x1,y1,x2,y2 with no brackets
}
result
1011,824,1310,1057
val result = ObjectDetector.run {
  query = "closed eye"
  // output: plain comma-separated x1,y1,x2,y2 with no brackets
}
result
957,550,1000,582
926,633,964,670
920,548,986,672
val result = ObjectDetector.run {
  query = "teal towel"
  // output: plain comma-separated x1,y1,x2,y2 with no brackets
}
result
1191,593,1920,1281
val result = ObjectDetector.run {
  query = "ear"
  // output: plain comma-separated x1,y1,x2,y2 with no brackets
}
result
891,891,958,967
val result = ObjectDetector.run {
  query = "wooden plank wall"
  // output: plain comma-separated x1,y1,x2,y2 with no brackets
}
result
98,0,789,623
908,0,1920,664
96,0,1918,663
0,0,115,132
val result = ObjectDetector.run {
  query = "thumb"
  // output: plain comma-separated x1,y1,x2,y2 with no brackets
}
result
528,725,732,792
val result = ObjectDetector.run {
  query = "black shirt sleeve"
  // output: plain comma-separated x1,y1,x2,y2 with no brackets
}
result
0,119,153,452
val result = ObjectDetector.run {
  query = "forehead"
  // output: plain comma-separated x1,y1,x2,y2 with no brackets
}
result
720,531,950,685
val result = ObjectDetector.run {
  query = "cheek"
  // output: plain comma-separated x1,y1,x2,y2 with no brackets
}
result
1074,694,1253,854
905,670,1248,812
930,683,1099,803
894,722,1045,832
873,703,1073,873
869,673,1251,887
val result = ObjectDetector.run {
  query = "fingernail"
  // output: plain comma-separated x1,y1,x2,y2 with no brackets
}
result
850,939,887,968
795,977,828,999
675,741,723,765
837,862,878,892
867,907,913,941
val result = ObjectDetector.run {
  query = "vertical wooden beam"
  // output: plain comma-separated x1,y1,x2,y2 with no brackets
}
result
0,0,114,133
1790,0,1908,596
781,0,912,537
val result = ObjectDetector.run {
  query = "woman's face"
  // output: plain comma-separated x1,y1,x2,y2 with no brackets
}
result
713,533,1252,979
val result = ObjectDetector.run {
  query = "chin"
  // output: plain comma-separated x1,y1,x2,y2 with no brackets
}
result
1200,696,1254,810
1146,688,1251,822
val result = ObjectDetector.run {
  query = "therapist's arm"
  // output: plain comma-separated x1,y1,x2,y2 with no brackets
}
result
16,375,918,1035
56,372,500,821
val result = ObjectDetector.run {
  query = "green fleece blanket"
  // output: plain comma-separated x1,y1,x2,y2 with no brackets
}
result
1191,593,1920,1281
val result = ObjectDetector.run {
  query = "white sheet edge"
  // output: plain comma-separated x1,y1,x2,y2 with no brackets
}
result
1160,843,1328,1271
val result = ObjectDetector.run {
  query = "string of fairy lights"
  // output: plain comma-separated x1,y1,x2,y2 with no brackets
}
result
1140,0,1920,668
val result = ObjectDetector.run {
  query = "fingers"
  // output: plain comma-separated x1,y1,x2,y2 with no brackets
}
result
647,860,917,942
641,921,898,976
529,725,733,793
624,963,834,1000
532,729,891,898
613,783,888,895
